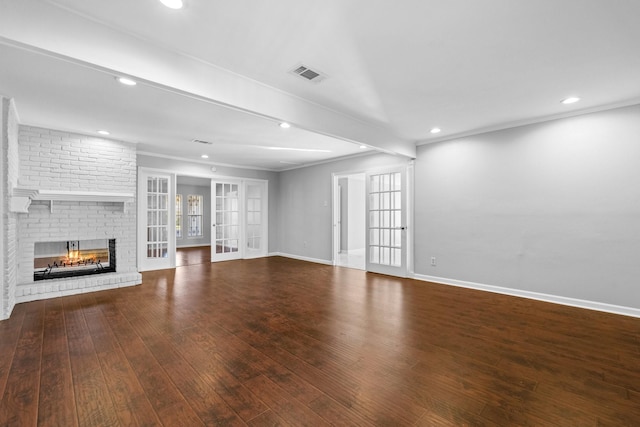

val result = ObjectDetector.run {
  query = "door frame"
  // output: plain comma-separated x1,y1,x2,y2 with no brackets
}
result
211,178,244,262
137,168,270,270
137,167,176,271
243,178,269,259
332,163,414,277
211,177,269,262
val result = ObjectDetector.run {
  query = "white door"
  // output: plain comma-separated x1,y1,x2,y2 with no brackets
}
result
212,180,243,262
138,169,175,271
366,167,407,276
245,180,268,258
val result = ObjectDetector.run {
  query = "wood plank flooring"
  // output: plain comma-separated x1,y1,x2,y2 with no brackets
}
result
1,254,639,426
176,246,211,267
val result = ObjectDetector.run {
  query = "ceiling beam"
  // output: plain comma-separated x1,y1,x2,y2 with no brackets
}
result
0,0,416,159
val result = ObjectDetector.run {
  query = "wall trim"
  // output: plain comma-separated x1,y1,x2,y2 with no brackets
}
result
412,273,640,319
269,252,333,266
417,98,640,146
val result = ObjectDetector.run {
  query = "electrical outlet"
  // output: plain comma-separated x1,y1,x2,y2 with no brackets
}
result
431,257,436,266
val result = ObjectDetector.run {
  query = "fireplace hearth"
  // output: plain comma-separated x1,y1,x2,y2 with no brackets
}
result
34,239,116,281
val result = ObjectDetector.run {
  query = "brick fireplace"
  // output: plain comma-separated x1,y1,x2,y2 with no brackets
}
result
12,126,141,303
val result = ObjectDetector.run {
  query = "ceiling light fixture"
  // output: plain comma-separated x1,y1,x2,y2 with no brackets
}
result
116,77,137,86
279,122,291,129
561,96,580,105
430,127,441,134
159,0,184,9
97,130,110,135
201,154,209,159
360,145,368,149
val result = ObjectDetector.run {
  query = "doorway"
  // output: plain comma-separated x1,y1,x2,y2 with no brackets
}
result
211,178,268,262
334,173,366,270
174,175,212,266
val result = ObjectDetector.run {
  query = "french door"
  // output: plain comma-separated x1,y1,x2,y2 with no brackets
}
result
138,169,176,271
244,180,268,259
211,179,268,262
366,167,407,276
212,180,243,262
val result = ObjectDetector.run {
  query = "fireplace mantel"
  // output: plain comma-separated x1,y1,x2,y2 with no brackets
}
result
10,187,135,213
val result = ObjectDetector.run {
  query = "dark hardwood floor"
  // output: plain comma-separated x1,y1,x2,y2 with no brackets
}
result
176,246,211,267
1,255,639,426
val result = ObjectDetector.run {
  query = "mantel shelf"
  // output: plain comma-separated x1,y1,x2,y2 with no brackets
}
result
10,188,134,213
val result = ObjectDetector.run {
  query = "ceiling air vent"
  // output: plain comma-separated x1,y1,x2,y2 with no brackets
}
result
289,64,327,83
192,139,214,145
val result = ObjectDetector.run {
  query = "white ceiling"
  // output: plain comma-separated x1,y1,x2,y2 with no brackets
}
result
1,0,640,170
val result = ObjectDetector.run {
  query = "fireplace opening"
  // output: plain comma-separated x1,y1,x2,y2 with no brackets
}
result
34,239,116,281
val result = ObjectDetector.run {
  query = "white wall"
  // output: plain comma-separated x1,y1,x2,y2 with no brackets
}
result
0,98,6,318
414,104,640,310
0,97,19,319
347,174,365,251
15,126,141,303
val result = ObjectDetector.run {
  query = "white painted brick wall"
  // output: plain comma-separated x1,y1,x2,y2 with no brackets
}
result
1,98,6,318
16,126,141,301
1,98,19,319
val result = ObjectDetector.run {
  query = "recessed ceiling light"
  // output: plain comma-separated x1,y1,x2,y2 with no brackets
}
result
201,154,209,159
561,97,580,105
116,77,137,86
97,130,110,135
160,0,184,9
360,145,368,149
430,127,441,134
279,122,291,129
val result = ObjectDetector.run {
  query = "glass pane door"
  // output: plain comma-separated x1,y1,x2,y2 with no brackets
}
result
245,181,267,258
366,168,407,276
212,181,242,262
147,176,169,259
138,169,175,271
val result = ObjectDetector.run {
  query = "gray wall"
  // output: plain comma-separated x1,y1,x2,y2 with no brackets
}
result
138,103,640,311
414,103,640,309
278,153,410,262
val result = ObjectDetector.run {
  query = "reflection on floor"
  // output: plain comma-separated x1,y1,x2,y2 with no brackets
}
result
337,248,366,270
176,246,211,267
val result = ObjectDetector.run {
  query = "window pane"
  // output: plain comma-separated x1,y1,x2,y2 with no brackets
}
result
382,192,390,210
370,229,379,245
187,195,204,237
392,248,401,267
370,211,379,227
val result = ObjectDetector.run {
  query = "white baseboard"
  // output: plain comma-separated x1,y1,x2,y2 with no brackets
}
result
412,273,640,319
269,252,333,266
